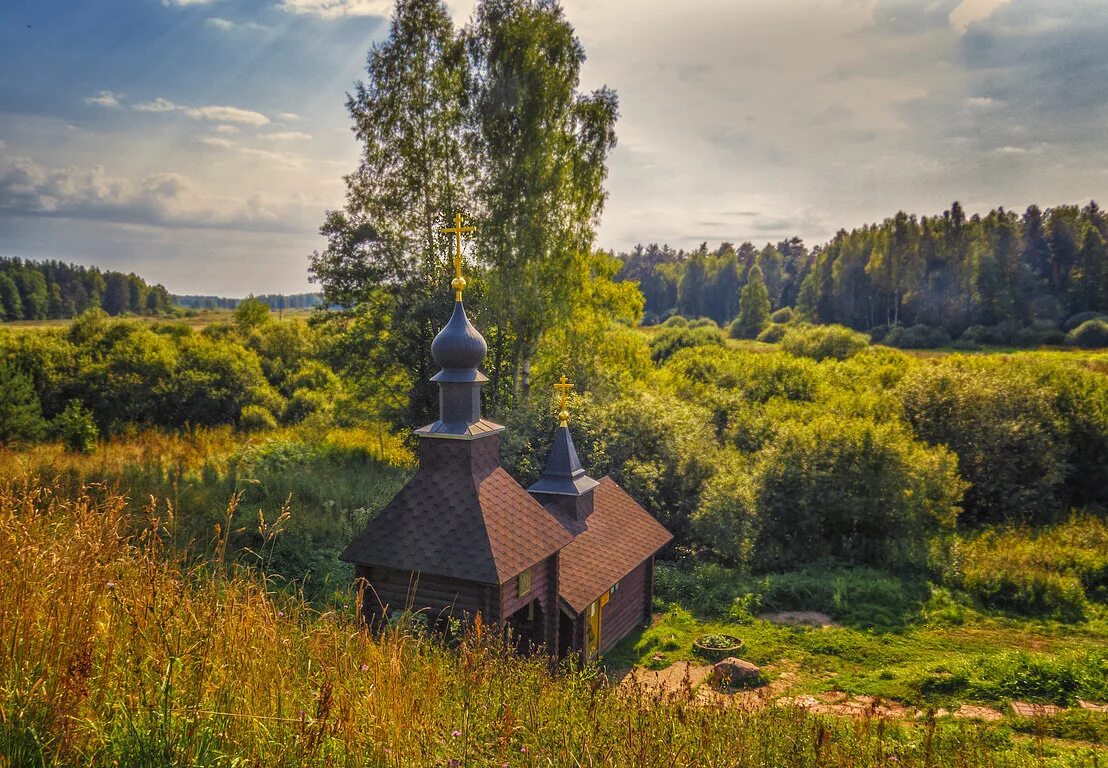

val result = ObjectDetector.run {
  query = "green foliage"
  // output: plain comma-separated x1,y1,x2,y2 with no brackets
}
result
648,324,723,362
920,649,1108,706
898,358,1071,525
770,307,793,324
0,359,45,444
1068,317,1108,348
780,324,869,361
754,322,788,343
53,399,99,452
234,296,271,330
240,404,279,433
943,514,1108,619
661,314,688,328
710,415,962,572
882,323,951,349
0,257,171,321
733,264,771,339
655,561,929,629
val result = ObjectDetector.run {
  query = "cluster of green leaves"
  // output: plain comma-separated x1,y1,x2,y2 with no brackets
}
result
0,302,355,445
941,514,1108,620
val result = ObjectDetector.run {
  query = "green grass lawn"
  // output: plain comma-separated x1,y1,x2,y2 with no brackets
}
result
606,593,1107,711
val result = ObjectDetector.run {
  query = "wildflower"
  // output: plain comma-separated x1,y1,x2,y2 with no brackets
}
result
448,761,460,767
360,663,369,672
520,746,527,753
452,730,461,738
278,610,285,617
105,582,115,590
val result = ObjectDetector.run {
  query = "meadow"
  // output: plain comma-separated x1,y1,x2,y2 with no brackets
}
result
1,308,1107,764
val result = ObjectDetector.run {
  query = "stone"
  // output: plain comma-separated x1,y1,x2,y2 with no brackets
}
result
1078,699,1108,712
953,705,1003,721
1010,701,1063,718
710,657,764,688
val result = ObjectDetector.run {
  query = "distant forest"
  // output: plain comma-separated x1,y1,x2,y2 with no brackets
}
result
619,201,1108,343
0,258,173,321
174,293,324,311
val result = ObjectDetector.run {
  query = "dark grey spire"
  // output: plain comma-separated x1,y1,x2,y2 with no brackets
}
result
529,425,600,497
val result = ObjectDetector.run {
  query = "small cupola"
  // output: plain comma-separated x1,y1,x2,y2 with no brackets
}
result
415,214,503,440
528,375,599,524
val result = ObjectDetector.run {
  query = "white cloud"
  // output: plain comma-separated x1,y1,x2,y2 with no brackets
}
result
84,90,123,108
205,16,269,32
964,96,998,108
0,150,300,231
133,98,270,125
949,0,1012,34
214,124,239,134
279,0,392,19
264,131,312,141
184,105,270,125
198,136,236,149
276,112,301,122
133,97,181,113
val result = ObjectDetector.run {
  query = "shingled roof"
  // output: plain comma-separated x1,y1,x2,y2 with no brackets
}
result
340,442,574,585
557,476,673,613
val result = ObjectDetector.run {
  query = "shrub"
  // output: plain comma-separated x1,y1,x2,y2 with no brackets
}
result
53,399,99,452
754,323,788,343
769,307,793,324
943,514,1108,617
239,404,279,432
661,315,688,328
648,325,723,363
780,324,868,361
1068,318,1108,348
882,324,951,349
899,358,1068,525
1063,311,1108,332
689,317,717,329
0,361,45,445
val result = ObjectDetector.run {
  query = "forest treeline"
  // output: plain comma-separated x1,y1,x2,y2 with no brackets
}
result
0,257,173,321
621,201,1108,346
174,293,324,310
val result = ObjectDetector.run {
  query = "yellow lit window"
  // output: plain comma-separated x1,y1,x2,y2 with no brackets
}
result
518,568,532,597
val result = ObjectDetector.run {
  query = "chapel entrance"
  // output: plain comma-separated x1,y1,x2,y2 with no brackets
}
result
505,599,545,654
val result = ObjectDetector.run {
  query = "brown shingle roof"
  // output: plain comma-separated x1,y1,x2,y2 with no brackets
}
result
340,446,574,585
557,477,673,613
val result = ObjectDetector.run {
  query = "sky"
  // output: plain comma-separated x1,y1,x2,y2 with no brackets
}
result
1,0,1106,295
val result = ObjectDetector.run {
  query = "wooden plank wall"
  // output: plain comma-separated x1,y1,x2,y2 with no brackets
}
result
599,561,649,654
357,565,492,625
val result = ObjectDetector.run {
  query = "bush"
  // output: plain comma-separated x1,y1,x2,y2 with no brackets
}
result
1063,311,1108,332
943,515,1108,618
0,361,45,445
53,399,99,452
754,323,789,344
769,307,793,324
694,414,964,573
239,404,279,433
898,358,1068,525
780,324,868,361
1068,318,1108,348
648,325,723,363
882,324,951,349
661,315,688,328
688,317,717,329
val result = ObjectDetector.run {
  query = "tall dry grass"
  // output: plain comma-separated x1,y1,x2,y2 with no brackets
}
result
0,481,1100,767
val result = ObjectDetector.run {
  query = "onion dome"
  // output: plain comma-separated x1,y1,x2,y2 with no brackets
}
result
431,300,487,374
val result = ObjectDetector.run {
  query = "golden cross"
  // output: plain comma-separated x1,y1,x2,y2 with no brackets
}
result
554,374,573,426
439,213,477,301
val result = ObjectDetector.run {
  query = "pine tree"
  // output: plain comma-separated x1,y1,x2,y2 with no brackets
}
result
0,364,45,444
735,264,771,339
